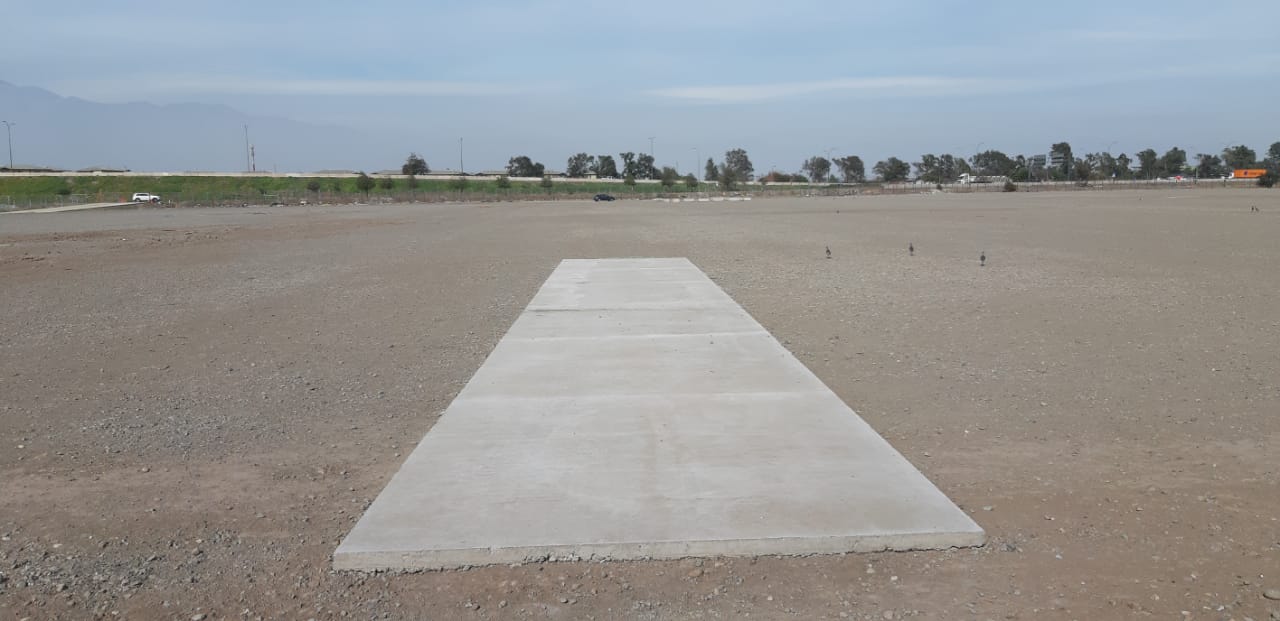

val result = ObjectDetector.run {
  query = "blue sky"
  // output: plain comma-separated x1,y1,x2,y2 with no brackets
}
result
3,0,1278,172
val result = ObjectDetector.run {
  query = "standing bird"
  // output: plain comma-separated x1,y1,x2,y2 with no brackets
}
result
825,245,832,259
980,251,986,267
908,242,914,256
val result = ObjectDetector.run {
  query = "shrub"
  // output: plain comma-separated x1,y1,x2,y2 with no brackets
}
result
1258,171,1277,188
306,180,321,193
355,172,375,193
495,175,511,189
540,175,553,190
378,177,395,190
449,177,469,191
1003,181,1018,192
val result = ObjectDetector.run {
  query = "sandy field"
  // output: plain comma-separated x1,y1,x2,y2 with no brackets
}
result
1,189,1278,620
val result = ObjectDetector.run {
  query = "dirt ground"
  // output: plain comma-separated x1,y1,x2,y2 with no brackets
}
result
1,189,1278,620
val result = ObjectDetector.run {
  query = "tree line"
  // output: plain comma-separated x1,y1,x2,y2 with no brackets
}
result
398,140,1280,189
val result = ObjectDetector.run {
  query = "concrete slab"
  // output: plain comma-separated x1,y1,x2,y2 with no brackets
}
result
1,202,137,214
334,258,983,571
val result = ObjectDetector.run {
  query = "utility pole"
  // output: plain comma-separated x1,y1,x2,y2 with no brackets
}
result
460,137,464,174
244,125,251,172
1,121,14,170
250,145,256,173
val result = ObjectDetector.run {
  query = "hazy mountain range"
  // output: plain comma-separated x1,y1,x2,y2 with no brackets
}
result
0,80,406,173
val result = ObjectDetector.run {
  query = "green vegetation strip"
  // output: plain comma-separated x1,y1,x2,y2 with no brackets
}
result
0,175,775,204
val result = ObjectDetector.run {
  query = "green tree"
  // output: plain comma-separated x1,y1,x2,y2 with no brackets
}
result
1266,142,1280,166
620,152,638,179
873,157,911,182
717,164,739,190
355,172,375,194
660,166,679,188
1159,147,1187,178
1221,145,1257,170
1136,149,1159,179
1073,157,1094,182
684,174,698,189
914,154,965,183
1010,156,1031,182
507,156,544,178
971,150,1015,177
1196,154,1227,178
704,158,718,181
834,155,865,183
592,155,619,178
495,175,511,189
623,173,636,187
1115,153,1132,179
724,148,754,181
566,153,593,178
802,156,832,183
402,153,429,176
636,153,658,180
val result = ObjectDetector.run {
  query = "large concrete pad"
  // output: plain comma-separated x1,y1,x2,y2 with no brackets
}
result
334,258,983,570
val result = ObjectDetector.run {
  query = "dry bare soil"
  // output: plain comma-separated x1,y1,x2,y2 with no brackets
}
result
2,189,1278,620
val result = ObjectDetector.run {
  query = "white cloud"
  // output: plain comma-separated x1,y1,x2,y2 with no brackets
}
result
647,76,1030,103
1061,28,1204,43
47,77,537,101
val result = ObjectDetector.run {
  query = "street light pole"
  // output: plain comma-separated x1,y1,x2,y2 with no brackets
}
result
243,125,251,172
2,121,15,170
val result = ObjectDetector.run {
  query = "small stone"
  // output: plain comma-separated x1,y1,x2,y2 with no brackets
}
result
687,568,704,578
192,615,206,621
883,611,895,620
1264,588,1280,600
559,597,569,604
498,600,507,608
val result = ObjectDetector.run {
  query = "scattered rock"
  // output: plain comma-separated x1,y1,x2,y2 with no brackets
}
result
1265,588,1280,601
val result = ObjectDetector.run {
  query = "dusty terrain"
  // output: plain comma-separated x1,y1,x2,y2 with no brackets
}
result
1,189,1278,620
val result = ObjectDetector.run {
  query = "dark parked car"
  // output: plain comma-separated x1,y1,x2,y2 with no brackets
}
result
593,193,615,202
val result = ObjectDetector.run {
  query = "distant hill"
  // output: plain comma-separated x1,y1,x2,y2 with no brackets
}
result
0,80,396,172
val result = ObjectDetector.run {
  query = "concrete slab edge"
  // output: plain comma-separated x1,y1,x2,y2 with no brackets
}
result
333,530,986,572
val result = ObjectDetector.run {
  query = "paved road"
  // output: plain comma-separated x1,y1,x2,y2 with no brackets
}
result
1,201,139,214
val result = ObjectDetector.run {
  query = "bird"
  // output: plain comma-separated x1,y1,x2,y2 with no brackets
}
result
980,251,986,267
909,242,914,256
825,245,832,259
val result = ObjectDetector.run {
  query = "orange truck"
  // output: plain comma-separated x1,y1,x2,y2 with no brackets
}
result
1232,169,1267,179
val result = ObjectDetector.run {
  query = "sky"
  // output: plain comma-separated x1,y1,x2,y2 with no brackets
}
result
2,0,1279,173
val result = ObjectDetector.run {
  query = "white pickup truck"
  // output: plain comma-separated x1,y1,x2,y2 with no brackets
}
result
131,192,161,203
